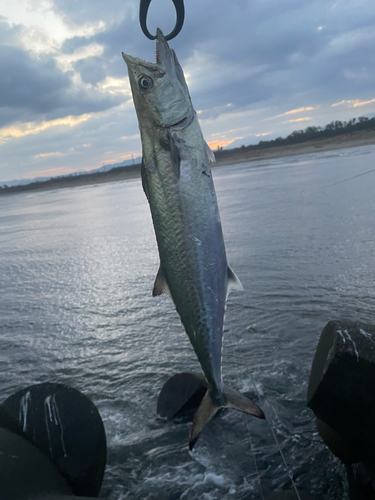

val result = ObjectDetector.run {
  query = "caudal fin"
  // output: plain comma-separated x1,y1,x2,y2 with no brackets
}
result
188,386,265,450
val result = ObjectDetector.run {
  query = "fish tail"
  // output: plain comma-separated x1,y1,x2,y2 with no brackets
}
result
188,386,265,450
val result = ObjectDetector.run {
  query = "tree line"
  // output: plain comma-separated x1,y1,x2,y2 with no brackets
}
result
215,114,375,159
1,113,374,194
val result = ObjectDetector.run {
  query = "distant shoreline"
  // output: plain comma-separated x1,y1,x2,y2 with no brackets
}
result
1,129,375,196
214,129,375,166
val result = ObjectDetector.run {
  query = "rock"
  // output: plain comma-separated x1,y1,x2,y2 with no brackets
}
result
315,417,360,464
307,320,375,484
0,427,72,499
0,383,106,497
157,372,208,421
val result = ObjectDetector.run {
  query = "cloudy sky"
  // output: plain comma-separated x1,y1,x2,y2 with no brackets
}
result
1,0,375,182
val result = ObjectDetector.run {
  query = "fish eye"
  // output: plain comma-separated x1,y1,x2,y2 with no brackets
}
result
138,75,153,91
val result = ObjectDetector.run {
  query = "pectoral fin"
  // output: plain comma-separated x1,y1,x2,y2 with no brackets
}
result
153,266,171,298
169,135,181,179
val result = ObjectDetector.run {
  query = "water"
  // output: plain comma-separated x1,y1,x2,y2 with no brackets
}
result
1,145,375,499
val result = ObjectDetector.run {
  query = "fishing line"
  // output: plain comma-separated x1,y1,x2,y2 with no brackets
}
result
327,167,375,186
248,370,302,500
245,416,266,500
230,341,265,500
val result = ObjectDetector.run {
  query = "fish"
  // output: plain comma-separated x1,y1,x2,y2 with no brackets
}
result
122,29,264,449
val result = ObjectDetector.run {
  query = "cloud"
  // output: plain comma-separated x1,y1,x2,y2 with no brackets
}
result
332,98,375,108
2,0,375,182
26,166,76,179
0,114,92,143
288,117,311,123
34,151,64,159
282,107,315,116
0,21,125,129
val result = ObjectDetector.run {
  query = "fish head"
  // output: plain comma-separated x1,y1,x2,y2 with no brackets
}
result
123,29,193,129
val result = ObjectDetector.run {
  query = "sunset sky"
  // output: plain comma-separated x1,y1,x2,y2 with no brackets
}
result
1,0,375,182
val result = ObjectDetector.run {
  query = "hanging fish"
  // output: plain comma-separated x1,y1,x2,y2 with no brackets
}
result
123,29,264,449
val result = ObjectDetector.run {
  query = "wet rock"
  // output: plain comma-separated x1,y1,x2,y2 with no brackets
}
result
157,372,208,421
0,383,106,497
307,320,375,484
0,427,72,499
315,417,360,464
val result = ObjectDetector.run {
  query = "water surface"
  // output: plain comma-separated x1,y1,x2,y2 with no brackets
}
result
1,145,375,499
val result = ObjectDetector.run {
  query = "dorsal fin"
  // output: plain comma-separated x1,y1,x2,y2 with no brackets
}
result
226,266,243,298
153,266,172,298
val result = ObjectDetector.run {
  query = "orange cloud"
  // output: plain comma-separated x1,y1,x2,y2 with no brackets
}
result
25,167,75,179
255,132,272,137
0,114,92,143
332,98,375,108
35,152,64,159
121,153,140,159
288,117,311,122
283,106,314,115
208,137,242,150
273,107,314,119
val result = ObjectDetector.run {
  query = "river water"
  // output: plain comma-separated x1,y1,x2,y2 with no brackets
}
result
1,145,375,499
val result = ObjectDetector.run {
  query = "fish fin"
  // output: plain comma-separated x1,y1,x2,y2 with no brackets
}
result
226,266,244,298
189,387,264,450
205,141,216,163
141,159,150,201
153,266,172,298
223,385,265,418
169,135,181,179
189,390,220,450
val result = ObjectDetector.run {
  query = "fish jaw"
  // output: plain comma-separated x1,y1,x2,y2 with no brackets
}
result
122,29,193,130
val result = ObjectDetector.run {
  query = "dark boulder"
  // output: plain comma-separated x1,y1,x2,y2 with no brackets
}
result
0,383,106,497
307,320,375,487
157,372,208,421
0,427,72,499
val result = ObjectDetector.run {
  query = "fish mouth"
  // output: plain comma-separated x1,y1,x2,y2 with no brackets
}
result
122,28,171,72
155,28,169,65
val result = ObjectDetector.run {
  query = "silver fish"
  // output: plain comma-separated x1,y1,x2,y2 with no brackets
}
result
122,29,264,449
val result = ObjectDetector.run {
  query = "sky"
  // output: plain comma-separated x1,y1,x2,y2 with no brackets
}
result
1,0,375,183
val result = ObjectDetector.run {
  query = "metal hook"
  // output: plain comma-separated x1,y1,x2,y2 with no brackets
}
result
139,0,185,41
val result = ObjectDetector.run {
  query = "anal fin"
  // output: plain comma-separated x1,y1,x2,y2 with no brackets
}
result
226,266,244,298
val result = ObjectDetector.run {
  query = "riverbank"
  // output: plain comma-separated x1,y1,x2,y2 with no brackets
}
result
214,129,375,166
2,129,375,195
